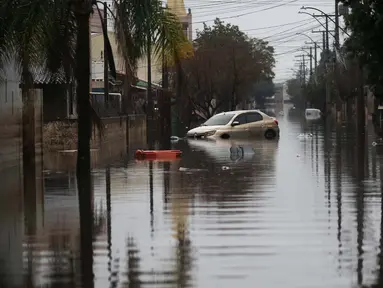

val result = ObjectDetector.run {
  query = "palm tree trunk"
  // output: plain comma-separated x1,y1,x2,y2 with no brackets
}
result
175,57,183,136
74,8,94,288
21,63,37,236
146,33,154,148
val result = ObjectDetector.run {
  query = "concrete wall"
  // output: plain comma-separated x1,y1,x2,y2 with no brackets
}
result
127,114,147,147
43,115,147,170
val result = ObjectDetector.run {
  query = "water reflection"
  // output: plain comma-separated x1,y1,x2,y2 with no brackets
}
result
5,108,383,286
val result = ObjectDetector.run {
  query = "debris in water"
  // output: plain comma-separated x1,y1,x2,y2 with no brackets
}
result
297,133,313,140
372,142,377,146
170,136,180,141
179,167,208,172
222,166,230,170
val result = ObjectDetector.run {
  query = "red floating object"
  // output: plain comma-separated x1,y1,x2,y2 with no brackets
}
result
135,149,182,160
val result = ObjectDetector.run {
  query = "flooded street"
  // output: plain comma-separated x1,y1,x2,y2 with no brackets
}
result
3,106,383,287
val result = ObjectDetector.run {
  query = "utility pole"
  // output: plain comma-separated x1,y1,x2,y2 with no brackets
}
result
103,2,109,108
304,41,319,75
335,0,340,49
314,43,317,73
322,32,326,52
302,46,314,80
294,55,307,85
302,55,306,84
313,27,333,115
325,17,329,52
309,46,313,77
312,30,331,57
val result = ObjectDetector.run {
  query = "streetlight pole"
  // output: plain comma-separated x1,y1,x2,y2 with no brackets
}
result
309,46,313,77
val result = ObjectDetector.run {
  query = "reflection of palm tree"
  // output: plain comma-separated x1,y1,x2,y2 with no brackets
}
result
106,166,113,284
335,123,343,266
355,129,366,285
173,231,193,288
149,161,154,231
163,162,170,206
170,168,193,287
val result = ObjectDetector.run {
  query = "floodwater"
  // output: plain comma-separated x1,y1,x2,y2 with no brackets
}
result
2,106,383,287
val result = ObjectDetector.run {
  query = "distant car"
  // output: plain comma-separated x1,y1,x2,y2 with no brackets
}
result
305,108,321,119
186,110,279,140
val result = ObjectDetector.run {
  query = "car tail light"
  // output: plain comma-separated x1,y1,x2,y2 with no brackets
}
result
274,119,278,125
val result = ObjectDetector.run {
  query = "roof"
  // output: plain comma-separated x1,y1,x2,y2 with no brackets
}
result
135,80,162,89
33,70,71,85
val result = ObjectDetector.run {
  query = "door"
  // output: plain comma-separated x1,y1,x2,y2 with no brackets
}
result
229,113,250,138
245,112,264,137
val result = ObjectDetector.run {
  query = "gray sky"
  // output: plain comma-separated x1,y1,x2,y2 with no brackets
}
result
181,0,345,83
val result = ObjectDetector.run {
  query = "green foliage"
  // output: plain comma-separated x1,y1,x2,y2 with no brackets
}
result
340,0,383,98
251,80,275,108
286,78,304,108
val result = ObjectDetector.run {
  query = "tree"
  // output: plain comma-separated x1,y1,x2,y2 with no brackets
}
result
286,78,304,108
340,0,383,100
178,18,275,119
251,80,275,108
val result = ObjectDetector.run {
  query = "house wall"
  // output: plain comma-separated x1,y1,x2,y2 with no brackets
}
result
0,63,23,174
0,66,24,286
91,32,162,84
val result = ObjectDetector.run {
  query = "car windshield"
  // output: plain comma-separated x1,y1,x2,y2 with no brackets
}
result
202,113,235,126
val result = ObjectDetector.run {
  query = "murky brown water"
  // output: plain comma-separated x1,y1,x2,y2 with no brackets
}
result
2,106,383,287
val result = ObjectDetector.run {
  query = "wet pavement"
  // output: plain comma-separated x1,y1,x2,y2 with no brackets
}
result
2,106,383,287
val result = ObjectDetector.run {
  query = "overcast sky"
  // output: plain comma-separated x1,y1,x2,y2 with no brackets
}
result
180,0,345,83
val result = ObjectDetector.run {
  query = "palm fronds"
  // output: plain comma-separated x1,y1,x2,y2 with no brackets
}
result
113,0,147,77
113,0,193,80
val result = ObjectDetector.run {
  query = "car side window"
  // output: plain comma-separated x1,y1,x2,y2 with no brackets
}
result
246,112,263,123
233,114,247,125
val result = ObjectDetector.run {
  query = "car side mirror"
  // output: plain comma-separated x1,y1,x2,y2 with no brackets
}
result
231,121,240,126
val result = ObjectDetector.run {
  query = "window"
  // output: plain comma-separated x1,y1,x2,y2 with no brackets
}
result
233,114,247,125
246,112,263,123
203,113,236,126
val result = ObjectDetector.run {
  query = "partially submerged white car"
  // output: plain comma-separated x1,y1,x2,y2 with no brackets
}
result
305,108,322,120
186,110,280,140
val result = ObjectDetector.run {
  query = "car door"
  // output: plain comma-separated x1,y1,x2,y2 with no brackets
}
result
245,112,264,137
229,113,249,138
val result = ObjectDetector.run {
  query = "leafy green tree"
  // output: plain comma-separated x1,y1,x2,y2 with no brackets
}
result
340,0,383,99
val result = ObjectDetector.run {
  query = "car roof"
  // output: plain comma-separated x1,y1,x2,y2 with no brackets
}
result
217,110,270,117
